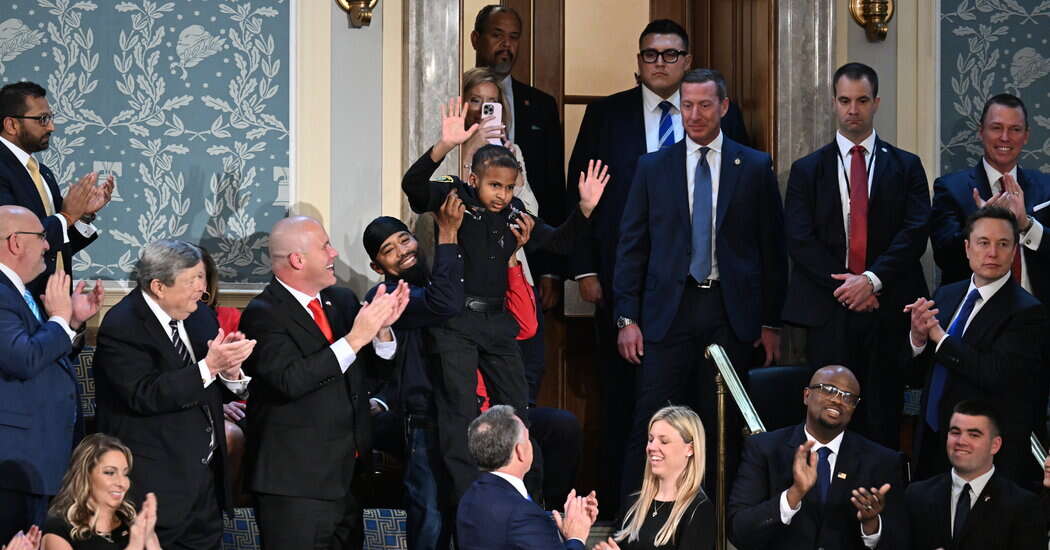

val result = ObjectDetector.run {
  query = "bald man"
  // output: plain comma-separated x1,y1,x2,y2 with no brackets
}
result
240,216,409,550
0,205,101,539
728,366,908,550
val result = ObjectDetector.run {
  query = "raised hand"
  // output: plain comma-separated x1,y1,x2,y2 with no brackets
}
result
41,271,72,323
440,97,480,148
786,440,818,509
85,172,116,215
577,159,610,217
971,187,1007,210
1000,174,1030,230
508,212,534,252
60,172,98,222
851,484,890,535
905,297,940,348
70,279,104,329
435,190,465,243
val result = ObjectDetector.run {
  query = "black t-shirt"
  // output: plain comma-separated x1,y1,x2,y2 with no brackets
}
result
43,515,130,550
618,493,715,550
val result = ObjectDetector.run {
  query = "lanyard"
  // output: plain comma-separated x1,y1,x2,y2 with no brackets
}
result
838,146,876,191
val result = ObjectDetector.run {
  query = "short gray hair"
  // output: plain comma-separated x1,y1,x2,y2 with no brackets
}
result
682,68,727,101
467,405,522,471
135,240,203,292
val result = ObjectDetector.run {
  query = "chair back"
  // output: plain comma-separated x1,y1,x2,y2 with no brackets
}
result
747,366,812,432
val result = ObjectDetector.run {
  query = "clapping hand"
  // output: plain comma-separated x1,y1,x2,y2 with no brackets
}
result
346,284,398,352
70,279,104,329
204,328,257,378
380,280,410,329
2,525,40,550
851,484,891,535
127,492,160,550
904,297,941,347
551,489,594,543
577,159,610,217
786,440,818,509
41,271,72,323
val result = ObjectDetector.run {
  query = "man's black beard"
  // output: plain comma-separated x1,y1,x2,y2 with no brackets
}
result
386,250,430,288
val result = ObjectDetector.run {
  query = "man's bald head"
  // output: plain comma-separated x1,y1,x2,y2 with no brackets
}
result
810,365,861,395
0,204,48,282
269,216,323,261
0,205,38,235
803,365,861,440
267,215,337,295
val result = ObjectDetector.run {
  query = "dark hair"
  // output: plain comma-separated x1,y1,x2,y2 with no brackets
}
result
833,62,879,98
980,93,1028,130
952,400,1002,437
0,82,47,122
473,5,522,35
682,68,727,101
964,205,1020,244
467,405,523,471
471,144,520,177
639,19,689,51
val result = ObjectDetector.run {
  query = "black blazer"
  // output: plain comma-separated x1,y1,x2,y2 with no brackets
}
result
0,144,96,295
931,163,1050,293
782,138,930,327
94,288,229,519
565,85,750,297
457,472,583,550
241,280,387,499
728,425,908,550
912,278,1047,487
613,137,787,343
906,470,1046,549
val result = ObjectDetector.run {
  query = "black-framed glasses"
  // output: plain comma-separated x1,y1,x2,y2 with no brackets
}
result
807,383,861,407
639,48,688,64
4,113,53,126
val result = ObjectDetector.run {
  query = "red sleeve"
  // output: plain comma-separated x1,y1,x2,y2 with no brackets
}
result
504,264,538,340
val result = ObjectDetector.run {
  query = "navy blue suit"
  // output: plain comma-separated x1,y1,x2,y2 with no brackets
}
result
457,472,583,550
0,145,97,296
613,136,787,499
782,137,930,448
728,425,908,550
0,269,78,538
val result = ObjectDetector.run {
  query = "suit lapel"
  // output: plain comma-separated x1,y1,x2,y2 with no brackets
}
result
825,432,859,512
627,87,648,160
131,288,186,370
0,144,50,218
936,282,968,329
269,279,330,344
961,281,1013,345
822,143,848,249
869,139,891,201
972,163,993,200
715,138,741,233
668,141,690,227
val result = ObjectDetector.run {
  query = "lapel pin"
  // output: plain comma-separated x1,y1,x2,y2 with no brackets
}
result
837,472,848,479
734,158,741,165
881,147,888,153
983,495,990,502
524,99,531,106
325,300,332,306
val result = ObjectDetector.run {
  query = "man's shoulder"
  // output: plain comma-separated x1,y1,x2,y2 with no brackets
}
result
789,142,835,173
905,473,947,500
934,166,976,188
99,288,142,325
513,78,557,105
875,138,922,165
726,138,772,166
843,431,899,464
581,86,641,118
746,425,799,452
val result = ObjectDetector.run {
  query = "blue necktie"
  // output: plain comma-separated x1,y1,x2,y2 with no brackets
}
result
658,101,675,149
926,288,982,431
690,147,713,282
816,446,832,504
22,289,42,322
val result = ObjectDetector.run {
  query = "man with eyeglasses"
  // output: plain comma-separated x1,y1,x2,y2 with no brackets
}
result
0,205,102,541
907,205,1048,490
728,365,908,550
0,82,114,297
564,18,750,517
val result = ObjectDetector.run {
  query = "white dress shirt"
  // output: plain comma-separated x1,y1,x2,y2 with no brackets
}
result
0,261,75,340
780,428,881,547
911,272,1011,356
982,158,1044,293
834,131,883,292
499,75,516,142
275,277,396,371
0,135,97,243
642,85,683,153
950,466,995,536
686,132,723,280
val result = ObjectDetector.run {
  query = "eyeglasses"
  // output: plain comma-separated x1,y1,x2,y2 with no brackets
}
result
4,113,54,126
3,231,47,241
807,383,861,407
639,49,688,64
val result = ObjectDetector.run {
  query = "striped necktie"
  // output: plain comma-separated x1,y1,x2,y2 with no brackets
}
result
170,319,216,460
658,101,675,149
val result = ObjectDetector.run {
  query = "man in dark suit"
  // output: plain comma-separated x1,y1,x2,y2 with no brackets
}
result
0,82,113,296
729,365,908,550
0,205,100,541
457,404,597,550
614,68,787,500
94,240,256,550
566,20,751,514
906,400,1046,549
783,62,930,449
240,216,408,550
907,206,1047,489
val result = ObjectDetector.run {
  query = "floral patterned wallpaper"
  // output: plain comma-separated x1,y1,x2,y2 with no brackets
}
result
0,0,289,282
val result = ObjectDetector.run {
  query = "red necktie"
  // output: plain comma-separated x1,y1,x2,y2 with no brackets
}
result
848,145,869,274
307,298,334,343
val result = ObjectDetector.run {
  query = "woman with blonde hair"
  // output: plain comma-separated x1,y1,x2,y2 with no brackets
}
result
595,406,714,549
42,434,161,550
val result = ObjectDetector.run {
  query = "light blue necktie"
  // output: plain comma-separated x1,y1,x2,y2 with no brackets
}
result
22,289,42,322
926,288,982,431
658,101,675,149
690,147,713,282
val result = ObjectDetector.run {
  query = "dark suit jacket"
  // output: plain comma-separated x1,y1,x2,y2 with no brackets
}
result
241,280,387,500
457,472,584,550
912,278,1047,487
94,288,230,521
565,85,750,298
0,270,77,496
906,470,1046,549
932,163,1050,293
728,425,908,550
0,145,96,295
613,136,787,343
782,137,930,327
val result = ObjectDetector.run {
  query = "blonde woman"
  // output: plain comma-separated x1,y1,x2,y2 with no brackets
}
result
596,406,714,549
42,434,160,550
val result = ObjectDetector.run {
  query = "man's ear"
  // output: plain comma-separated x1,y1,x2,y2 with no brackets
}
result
470,30,480,50
149,279,165,299
369,261,384,276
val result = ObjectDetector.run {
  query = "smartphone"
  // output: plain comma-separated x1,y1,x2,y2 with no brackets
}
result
481,102,503,145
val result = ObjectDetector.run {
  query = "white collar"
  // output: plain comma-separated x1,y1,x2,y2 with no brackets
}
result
686,130,723,154
803,427,845,455
967,271,1011,303
835,130,878,158
140,289,177,328
642,85,680,114
0,135,31,168
981,158,1018,187
951,465,995,497
490,470,529,499
275,276,322,309
0,262,27,296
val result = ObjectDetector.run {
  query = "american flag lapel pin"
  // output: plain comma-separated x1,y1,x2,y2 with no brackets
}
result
837,472,847,479
734,158,741,165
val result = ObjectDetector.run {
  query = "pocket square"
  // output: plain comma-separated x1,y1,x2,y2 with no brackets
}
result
531,124,542,131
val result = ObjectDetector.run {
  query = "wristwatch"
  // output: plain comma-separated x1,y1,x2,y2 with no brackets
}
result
616,316,634,329
79,212,97,224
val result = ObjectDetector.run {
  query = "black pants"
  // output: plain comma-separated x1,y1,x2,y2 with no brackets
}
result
255,484,362,550
806,307,907,450
528,406,583,510
595,303,638,517
155,463,222,550
619,285,750,512
0,490,47,542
